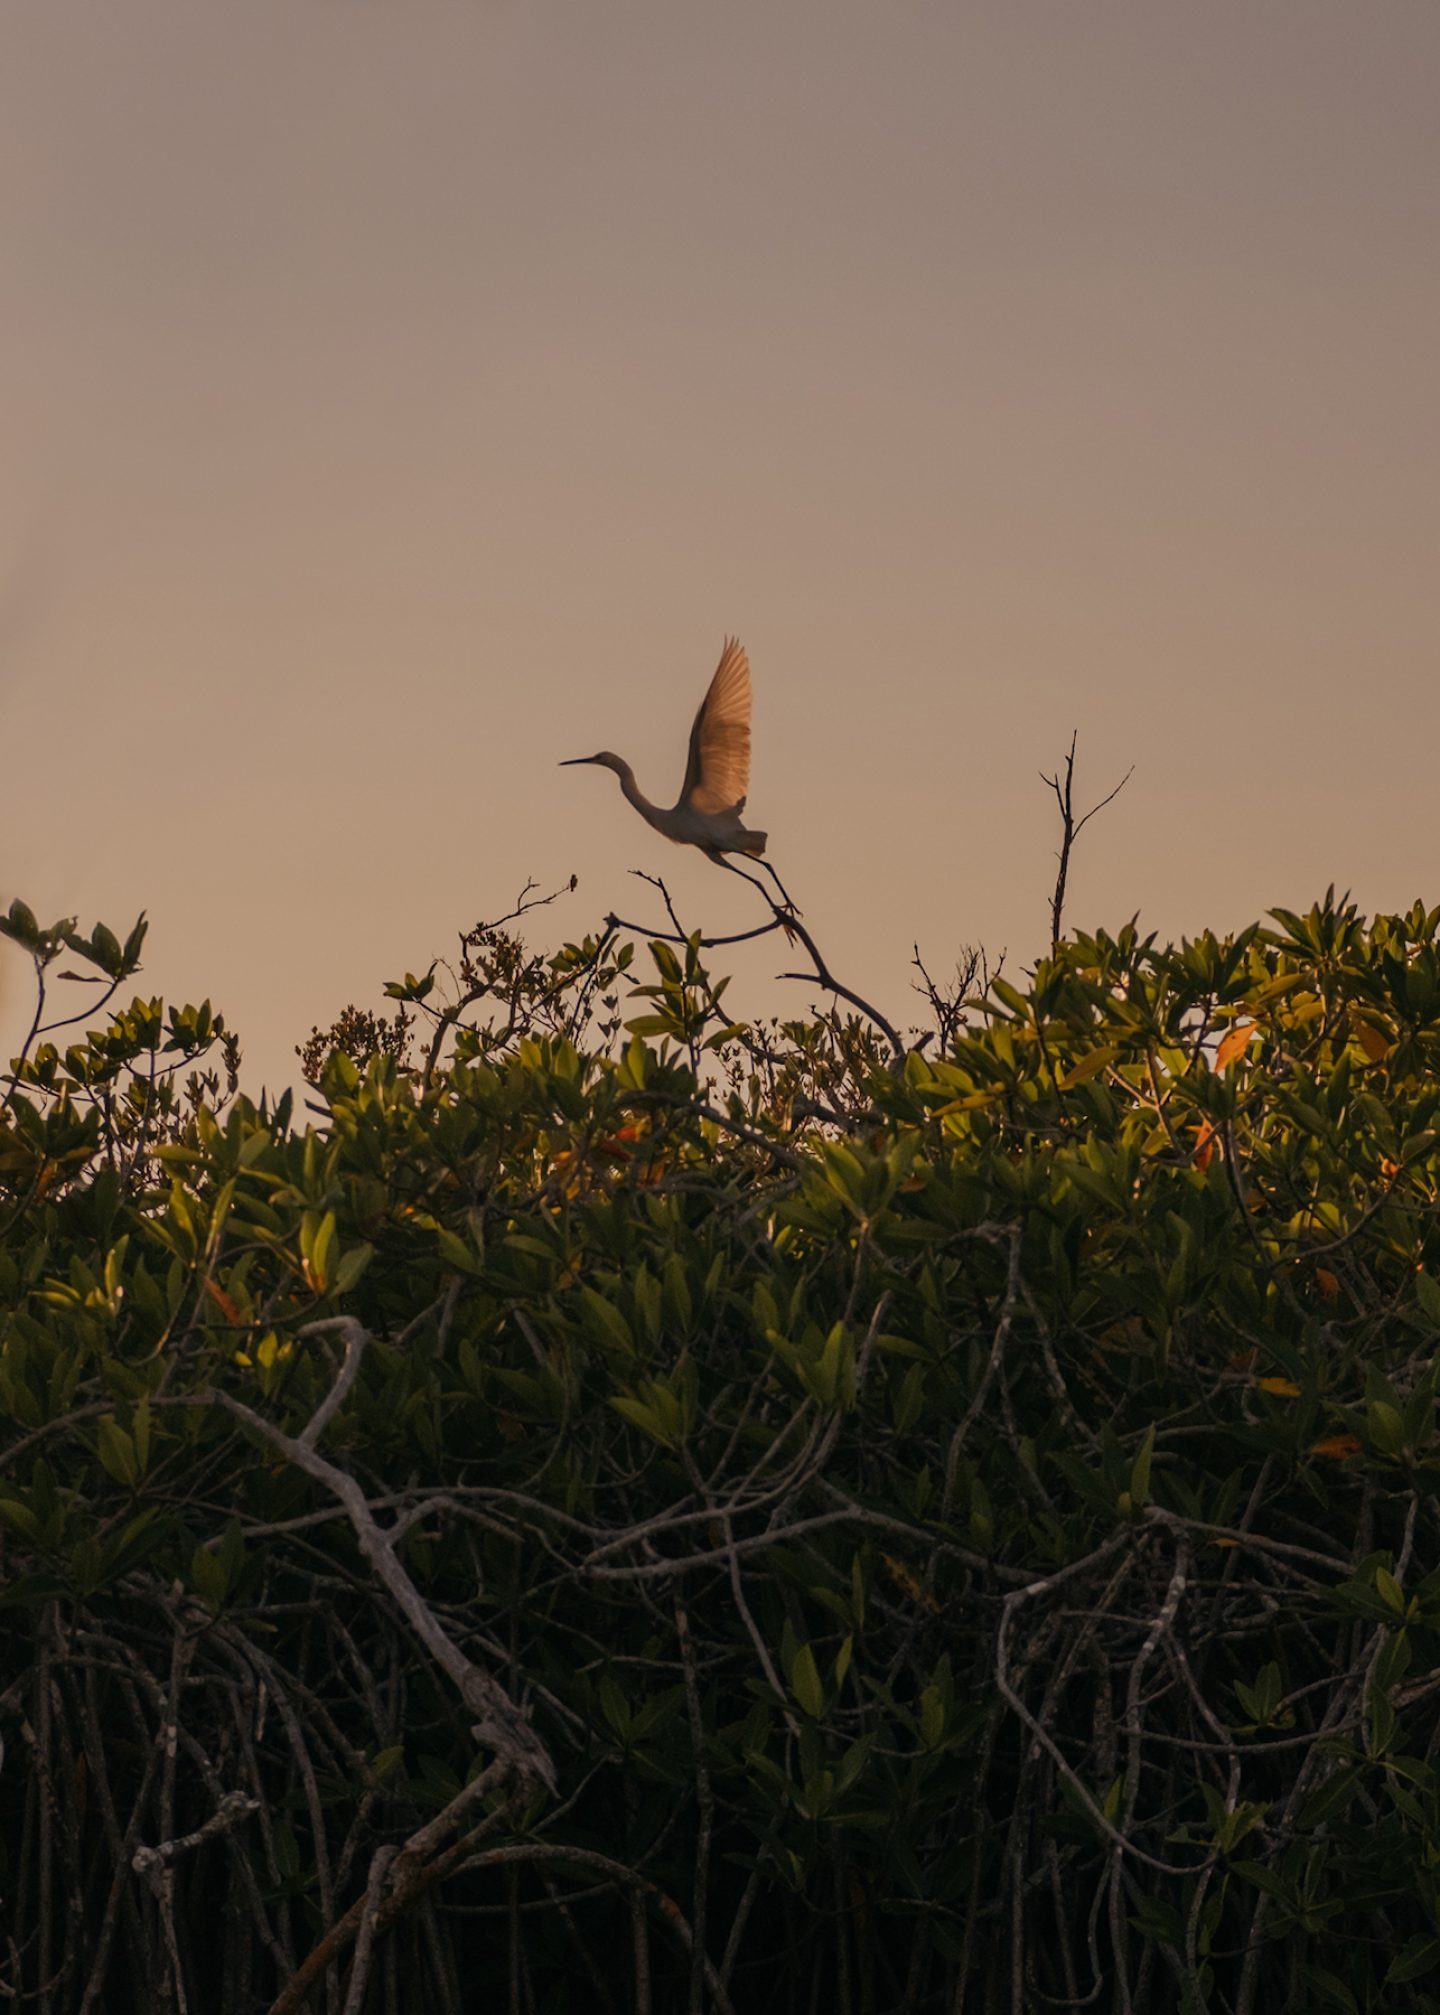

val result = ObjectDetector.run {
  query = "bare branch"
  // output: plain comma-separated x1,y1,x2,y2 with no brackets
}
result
198,1335,554,1797
1041,732,1134,951
132,1791,260,1887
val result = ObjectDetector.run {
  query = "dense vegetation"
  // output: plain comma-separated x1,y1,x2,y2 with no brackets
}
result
5,878,1440,2014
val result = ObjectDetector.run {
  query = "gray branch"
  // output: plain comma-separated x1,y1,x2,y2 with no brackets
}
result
132,1790,259,1886
202,1321,555,1795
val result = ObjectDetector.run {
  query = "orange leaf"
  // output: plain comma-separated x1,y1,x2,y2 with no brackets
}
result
1310,1434,1361,1461
1211,1537,1239,1549
1315,1267,1340,1299
880,1553,941,1614
205,1278,242,1324
1216,1021,1256,1071
1257,1377,1301,1398
1192,1119,1217,1171
881,1552,923,1600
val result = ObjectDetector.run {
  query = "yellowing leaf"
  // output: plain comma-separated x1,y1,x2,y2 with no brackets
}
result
1251,971,1307,1006
1257,1377,1301,1398
934,1090,1001,1117
881,1553,941,1613
1354,1019,1393,1063
1061,1046,1119,1089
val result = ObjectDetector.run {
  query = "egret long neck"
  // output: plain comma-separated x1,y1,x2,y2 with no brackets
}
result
614,762,667,833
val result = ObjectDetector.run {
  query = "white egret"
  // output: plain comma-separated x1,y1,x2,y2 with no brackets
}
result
561,638,795,907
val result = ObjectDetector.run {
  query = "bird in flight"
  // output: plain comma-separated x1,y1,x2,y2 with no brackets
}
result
562,638,795,907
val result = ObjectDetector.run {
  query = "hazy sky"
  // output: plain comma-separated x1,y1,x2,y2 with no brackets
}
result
2,2,1437,1089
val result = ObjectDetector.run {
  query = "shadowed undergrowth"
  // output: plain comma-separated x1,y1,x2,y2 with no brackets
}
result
4,885,1440,2012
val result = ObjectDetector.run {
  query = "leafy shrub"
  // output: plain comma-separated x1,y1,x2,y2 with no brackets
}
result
4,886,1440,2013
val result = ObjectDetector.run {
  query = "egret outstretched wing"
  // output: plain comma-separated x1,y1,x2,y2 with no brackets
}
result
678,637,751,815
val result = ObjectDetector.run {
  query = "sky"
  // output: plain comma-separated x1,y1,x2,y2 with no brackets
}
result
2,1,1437,1090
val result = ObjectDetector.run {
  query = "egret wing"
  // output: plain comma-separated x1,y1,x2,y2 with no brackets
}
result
679,638,751,815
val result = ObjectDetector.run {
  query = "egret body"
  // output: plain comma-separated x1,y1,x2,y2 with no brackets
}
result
562,638,793,904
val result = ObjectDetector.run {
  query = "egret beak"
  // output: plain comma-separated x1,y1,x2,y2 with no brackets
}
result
560,756,595,767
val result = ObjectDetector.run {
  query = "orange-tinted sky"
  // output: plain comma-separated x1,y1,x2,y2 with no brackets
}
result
2,2,1437,1089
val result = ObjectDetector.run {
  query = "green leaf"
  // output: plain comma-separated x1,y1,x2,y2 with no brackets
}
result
1389,1938,1440,1986
91,922,123,975
833,1635,853,1689
332,1242,374,1295
608,1396,675,1449
304,1211,337,1293
918,1685,945,1748
577,1288,634,1358
790,1644,824,1719
1368,1687,1397,1756
132,1398,151,1473
850,1554,866,1630
436,1229,480,1275
0,1498,43,1544
624,1014,681,1038
190,1543,228,1609
1375,1567,1406,1615
1,897,40,948
1367,1400,1408,1454
96,1418,139,1489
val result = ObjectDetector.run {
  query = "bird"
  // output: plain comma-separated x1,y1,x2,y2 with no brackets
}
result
561,637,795,908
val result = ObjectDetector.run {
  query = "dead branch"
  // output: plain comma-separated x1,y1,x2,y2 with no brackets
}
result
1041,732,1133,951
132,1791,260,1887
201,1323,554,1797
